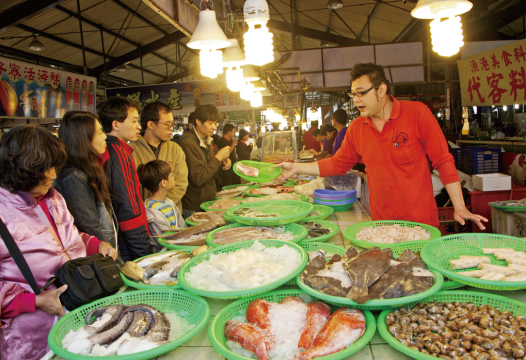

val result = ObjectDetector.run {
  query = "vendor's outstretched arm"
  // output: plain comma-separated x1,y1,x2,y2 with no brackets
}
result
275,161,320,180
444,181,488,230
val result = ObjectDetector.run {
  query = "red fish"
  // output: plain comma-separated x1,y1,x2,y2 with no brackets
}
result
295,308,366,360
225,320,269,360
298,302,331,350
279,296,304,305
246,299,272,331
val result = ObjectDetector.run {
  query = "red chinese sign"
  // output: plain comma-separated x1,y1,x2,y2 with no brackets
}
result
458,39,526,106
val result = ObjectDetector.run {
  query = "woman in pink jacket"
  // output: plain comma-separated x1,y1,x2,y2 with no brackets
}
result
0,125,117,359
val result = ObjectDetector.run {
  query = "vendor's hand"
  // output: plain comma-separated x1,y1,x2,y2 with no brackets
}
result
35,285,68,317
232,139,238,147
98,242,118,260
222,158,232,170
274,162,299,181
454,206,488,230
216,146,231,162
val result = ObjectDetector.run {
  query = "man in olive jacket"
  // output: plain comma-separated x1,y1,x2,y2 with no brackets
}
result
179,104,232,217
130,101,188,212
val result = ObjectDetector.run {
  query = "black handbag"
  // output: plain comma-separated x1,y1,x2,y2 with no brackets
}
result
0,217,123,311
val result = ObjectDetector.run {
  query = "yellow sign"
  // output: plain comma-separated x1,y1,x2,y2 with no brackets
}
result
458,39,526,106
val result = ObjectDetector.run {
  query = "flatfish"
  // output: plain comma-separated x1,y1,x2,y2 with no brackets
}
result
343,249,390,300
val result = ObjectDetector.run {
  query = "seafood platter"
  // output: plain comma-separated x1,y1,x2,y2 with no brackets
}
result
157,219,227,249
233,160,283,183
297,220,340,243
377,291,526,360
206,222,308,247
297,246,443,310
226,200,314,226
178,240,308,299
343,220,442,249
120,247,209,289
241,193,309,204
209,290,376,360
48,289,210,360
244,184,296,197
185,209,227,226
421,234,526,290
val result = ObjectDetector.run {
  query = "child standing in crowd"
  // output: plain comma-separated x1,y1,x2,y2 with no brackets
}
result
137,160,185,252
98,96,152,261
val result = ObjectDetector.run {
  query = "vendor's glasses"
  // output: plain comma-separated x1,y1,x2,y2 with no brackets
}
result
349,83,382,98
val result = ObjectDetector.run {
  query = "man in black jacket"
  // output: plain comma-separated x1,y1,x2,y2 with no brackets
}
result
98,97,152,261
217,123,240,186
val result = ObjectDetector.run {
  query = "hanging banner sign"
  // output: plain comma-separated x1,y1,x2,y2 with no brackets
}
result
105,80,263,115
458,39,526,106
0,56,96,118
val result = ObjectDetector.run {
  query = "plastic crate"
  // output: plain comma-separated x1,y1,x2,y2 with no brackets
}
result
451,147,501,175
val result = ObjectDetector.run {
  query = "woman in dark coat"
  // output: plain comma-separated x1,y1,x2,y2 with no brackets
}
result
236,129,253,161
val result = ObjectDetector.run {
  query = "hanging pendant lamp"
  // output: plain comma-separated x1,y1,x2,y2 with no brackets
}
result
223,39,246,92
187,9,231,78
243,0,274,66
411,0,472,19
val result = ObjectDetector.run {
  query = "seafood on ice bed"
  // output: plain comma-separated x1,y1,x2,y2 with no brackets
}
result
225,295,366,360
60,304,194,356
185,241,302,291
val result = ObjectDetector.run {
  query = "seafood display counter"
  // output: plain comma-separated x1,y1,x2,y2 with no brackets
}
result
46,201,526,360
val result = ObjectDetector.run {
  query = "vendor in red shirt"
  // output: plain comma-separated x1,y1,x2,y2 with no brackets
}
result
302,120,321,152
277,63,487,230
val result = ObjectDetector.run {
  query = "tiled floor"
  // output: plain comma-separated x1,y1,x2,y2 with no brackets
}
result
47,201,526,360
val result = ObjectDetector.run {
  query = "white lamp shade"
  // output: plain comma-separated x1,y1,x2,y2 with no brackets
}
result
187,10,231,50
244,0,270,22
411,0,473,19
223,39,246,67
241,64,260,81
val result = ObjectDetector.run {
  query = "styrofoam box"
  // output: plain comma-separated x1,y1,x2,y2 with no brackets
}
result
473,173,512,191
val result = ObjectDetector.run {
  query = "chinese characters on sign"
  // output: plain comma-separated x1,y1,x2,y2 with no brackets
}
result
458,39,526,106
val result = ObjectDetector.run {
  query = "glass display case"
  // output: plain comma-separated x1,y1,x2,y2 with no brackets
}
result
259,130,298,164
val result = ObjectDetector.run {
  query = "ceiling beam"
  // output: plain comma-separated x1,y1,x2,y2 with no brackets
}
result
358,1,382,41
0,44,83,73
109,0,196,55
160,65,200,83
0,0,66,33
89,31,187,76
267,20,368,47
16,24,167,79
54,5,186,70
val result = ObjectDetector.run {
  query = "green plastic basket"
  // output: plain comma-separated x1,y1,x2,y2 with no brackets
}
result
185,218,197,226
297,220,340,243
243,184,297,197
377,291,526,360
233,160,282,183
206,222,308,247
48,289,210,360
489,200,526,212
306,205,335,220
285,242,346,285
158,238,198,251
200,199,243,212
209,289,376,360
120,250,192,290
226,200,314,226
388,241,464,291
297,264,443,311
342,220,441,249
421,233,526,290
178,239,308,299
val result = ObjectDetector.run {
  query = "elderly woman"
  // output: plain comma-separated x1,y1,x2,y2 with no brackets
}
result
0,125,117,360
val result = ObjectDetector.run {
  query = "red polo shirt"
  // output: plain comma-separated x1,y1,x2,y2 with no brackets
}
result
318,97,459,227
302,127,321,152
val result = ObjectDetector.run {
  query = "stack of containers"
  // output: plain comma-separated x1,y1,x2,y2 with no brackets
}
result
313,189,357,211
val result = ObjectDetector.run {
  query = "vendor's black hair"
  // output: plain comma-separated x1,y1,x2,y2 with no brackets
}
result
350,63,391,95
313,129,321,137
239,129,249,139
222,123,235,135
311,120,319,128
333,109,348,126
320,123,336,136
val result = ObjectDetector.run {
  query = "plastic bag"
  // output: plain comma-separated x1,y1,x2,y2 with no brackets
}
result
323,169,359,191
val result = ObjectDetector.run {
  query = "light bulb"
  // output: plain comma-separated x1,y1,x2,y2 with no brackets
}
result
241,82,255,101
516,104,520,109
244,22,274,66
261,126,266,132
226,67,244,92
430,16,464,57
503,105,508,111
251,91,263,107
200,48,224,78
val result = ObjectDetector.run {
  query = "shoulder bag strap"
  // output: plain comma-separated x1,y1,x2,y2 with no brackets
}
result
0,217,40,294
